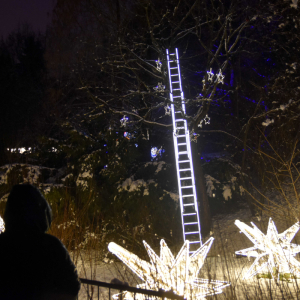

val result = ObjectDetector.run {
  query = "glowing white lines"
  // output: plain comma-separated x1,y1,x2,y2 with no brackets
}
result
235,218,300,281
108,238,229,299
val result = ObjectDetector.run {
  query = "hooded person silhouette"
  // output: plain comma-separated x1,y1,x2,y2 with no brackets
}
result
0,184,81,300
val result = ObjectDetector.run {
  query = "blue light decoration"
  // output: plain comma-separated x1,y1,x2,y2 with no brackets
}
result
151,147,164,159
124,132,131,139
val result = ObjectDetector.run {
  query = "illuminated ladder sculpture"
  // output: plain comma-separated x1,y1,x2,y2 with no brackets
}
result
166,48,202,253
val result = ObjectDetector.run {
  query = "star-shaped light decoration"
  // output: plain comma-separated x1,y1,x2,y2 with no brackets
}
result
164,105,171,115
156,58,162,72
207,68,214,82
108,238,229,300
153,82,166,94
198,115,210,128
216,69,224,84
235,218,300,281
120,115,129,128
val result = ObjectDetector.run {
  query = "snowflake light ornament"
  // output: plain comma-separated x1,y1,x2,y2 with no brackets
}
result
216,69,224,84
109,238,229,300
0,216,5,233
155,58,162,72
153,82,166,94
120,115,129,128
164,105,171,115
207,68,214,82
198,115,210,128
235,218,300,281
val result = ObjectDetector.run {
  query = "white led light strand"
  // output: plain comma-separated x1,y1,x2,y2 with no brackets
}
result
0,216,5,233
235,218,300,281
166,48,202,251
108,238,229,300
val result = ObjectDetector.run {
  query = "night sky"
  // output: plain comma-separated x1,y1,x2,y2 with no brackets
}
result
0,0,56,38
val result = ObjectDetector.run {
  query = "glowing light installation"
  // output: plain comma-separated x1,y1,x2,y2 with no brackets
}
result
108,238,229,300
155,58,162,72
202,68,224,89
151,147,162,159
207,68,214,82
235,218,300,280
164,105,171,115
0,216,5,233
198,115,210,128
153,82,166,93
166,48,201,252
120,115,129,127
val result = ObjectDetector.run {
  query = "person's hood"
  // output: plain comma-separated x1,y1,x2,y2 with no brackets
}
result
4,184,52,233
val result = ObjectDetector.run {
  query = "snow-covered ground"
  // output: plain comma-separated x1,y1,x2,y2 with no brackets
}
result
76,204,300,300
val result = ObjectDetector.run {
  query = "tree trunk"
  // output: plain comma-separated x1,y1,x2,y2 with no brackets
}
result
191,141,211,237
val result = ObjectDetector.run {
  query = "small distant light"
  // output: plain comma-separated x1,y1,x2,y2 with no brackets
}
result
213,193,215,197
135,144,138,147
104,144,107,147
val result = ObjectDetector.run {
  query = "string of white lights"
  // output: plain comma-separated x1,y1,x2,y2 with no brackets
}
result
108,238,229,300
235,218,300,280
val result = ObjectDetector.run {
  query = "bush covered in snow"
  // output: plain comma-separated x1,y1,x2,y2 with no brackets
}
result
203,158,245,215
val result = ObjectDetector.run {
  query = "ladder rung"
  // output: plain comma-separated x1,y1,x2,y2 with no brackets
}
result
183,203,194,206
176,135,186,137
170,67,178,70
184,222,198,225
179,160,190,163
183,213,196,216
181,186,193,189
172,89,181,91
169,53,175,55
171,74,179,77
178,151,188,154
180,177,192,180
185,231,200,235
176,127,185,129
175,119,185,122
179,168,191,171
173,96,181,98
189,241,201,244
177,143,187,146
172,81,180,83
